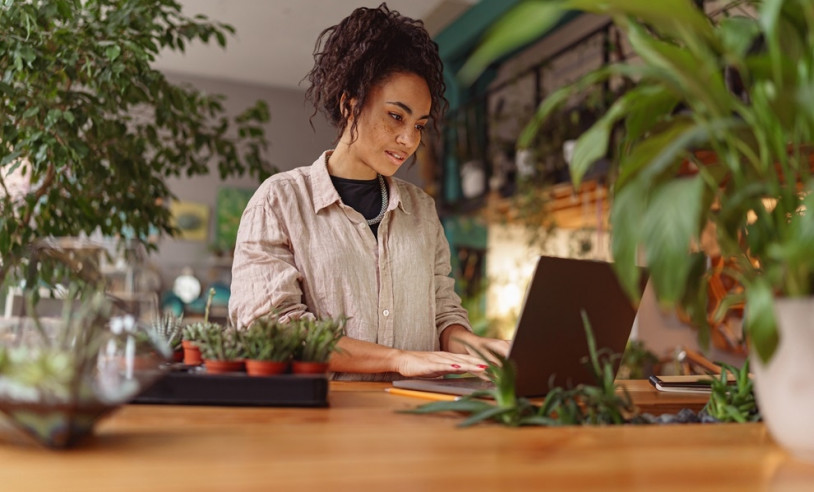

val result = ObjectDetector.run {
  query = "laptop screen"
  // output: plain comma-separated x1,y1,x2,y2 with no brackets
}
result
509,256,644,396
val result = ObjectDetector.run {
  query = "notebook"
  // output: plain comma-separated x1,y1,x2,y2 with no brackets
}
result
393,255,647,397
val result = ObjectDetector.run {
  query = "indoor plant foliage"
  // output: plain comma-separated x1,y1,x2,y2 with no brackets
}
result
703,360,759,423
291,316,346,373
196,324,244,361
407,313,635,427
149,312,183,359
0,0,273,286
181,322,206,365
241,316,301,375
463,0,813,362
461,0,813,457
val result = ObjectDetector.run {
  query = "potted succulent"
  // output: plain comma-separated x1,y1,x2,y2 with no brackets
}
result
290,317,346,375
181,288,218,366
196,324,246,374
241,316,300,376
149,313,184,362
181,323,205,366
461,0,814,459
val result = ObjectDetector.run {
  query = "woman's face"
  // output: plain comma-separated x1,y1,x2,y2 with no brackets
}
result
342,71,432,178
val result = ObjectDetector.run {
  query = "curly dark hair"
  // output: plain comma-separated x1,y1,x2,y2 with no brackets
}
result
304,3,447,142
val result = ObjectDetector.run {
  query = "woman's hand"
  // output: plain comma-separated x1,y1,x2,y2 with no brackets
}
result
441,324,510,364
393,350,489,378
461,336,511,364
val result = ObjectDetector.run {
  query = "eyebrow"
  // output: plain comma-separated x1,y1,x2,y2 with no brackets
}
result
386,101,430,120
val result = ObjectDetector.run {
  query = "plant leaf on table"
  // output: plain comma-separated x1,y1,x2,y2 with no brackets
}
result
402,311,634,427
703,360,760,423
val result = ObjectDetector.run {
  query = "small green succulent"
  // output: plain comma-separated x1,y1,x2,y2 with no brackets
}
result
292,316,347,363
196,324,245,361
703,360,760,423
241,316,300,362
150,313,184,351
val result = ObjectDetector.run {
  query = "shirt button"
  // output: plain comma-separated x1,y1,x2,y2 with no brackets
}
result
382,309,390,317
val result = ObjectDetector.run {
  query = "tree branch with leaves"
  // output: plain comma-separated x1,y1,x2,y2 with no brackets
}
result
0,0,274,286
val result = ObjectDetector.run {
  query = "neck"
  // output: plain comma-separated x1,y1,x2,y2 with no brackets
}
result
326,145,377,180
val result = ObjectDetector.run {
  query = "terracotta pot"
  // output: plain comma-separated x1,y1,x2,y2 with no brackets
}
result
117,354,162,373
291,361,329,375
172,349,184,363
182,340,202,366
204,359,245,374
245,360,289,376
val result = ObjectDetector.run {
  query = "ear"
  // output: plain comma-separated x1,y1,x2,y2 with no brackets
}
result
339,92,357,119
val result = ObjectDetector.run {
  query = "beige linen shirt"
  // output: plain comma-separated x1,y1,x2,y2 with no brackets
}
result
229,151,471,381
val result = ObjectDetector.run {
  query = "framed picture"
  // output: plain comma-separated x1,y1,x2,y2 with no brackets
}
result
215,187,255,252
170,201,209,241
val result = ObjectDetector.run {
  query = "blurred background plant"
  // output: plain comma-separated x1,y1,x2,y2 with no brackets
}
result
458,0,814,365
0,0,273,289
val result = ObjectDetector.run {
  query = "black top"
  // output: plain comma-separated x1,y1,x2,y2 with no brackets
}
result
330,175,387,237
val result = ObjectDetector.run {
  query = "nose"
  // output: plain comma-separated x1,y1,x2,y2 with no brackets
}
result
396,128,420,148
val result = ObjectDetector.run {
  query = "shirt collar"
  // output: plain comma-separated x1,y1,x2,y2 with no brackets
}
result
311,150,410,216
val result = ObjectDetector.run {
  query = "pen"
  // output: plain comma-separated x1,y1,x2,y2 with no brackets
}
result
385,387,461,401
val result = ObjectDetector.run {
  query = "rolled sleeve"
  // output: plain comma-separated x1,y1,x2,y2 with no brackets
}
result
432,219,472,338
229,199,312,329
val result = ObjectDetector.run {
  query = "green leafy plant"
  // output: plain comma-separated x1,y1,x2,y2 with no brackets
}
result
0,0,273,287
292,316,347,363
405,311,635,427
459,0,814,363
703,360,760,423
241,316,300,362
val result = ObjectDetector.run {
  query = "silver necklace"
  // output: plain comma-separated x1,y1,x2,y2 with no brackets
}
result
367,174,388,226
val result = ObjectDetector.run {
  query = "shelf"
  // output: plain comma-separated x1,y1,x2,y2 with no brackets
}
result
481,179,609,230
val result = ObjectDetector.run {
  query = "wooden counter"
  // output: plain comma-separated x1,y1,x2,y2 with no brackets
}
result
0,380,812,492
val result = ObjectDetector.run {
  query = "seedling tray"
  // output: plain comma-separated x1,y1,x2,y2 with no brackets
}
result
133,368,329,407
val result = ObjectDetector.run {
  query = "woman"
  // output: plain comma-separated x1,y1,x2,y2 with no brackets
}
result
229,3,509,381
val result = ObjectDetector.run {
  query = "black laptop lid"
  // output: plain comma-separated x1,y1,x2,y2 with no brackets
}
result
510,256,643,396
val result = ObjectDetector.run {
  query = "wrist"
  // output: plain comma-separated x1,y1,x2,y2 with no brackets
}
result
440,324,474,352
390,347,407,374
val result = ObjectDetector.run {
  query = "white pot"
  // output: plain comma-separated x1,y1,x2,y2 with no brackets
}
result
751,296,814,462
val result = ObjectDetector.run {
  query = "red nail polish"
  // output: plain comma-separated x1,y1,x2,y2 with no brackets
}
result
477,364,488,369
451,364,461,369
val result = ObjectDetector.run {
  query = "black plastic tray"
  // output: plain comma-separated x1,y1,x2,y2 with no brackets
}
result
133,369,329,407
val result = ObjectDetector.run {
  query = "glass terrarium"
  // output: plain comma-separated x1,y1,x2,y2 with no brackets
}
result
0,238,169,448
0,297,170,448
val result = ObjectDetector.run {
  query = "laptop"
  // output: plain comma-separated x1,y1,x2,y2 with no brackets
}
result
393,255,647,397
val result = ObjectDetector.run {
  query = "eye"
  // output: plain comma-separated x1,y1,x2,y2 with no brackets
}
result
389,112,402,122
415,124,425,133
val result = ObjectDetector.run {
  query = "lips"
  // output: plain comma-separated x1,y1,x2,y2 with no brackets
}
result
385,150,406,164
